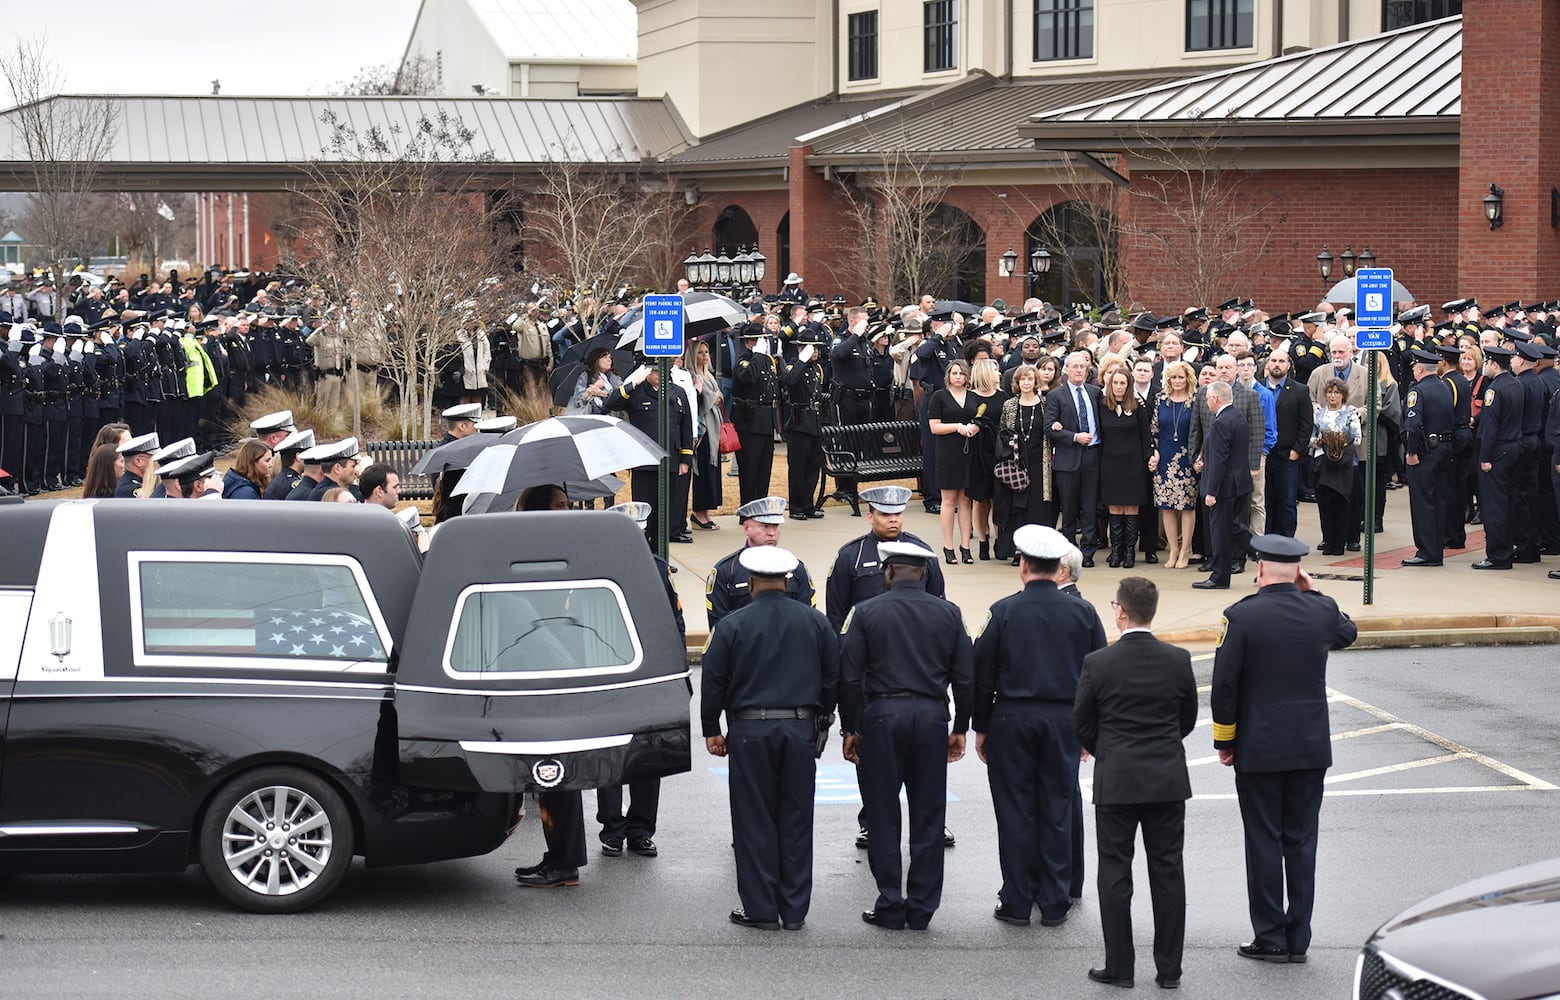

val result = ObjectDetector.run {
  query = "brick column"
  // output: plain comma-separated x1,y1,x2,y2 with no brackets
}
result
1457,0,1560,301
788,146,856,299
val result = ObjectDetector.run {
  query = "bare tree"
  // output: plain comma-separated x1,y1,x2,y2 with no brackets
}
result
326,54,442,97
291,108,513,439
0,37,119,273
113,193,195,273
1119,127,1284,308
1007,156,1126,308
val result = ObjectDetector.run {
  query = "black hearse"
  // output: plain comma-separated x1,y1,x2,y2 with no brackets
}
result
0,500,690,911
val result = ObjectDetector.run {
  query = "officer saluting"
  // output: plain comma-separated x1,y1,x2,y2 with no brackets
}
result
1211,534,1356,964
702,545,838,931
705,496,816,630
114,432,159,497
1400,347,1455,567
839,540,972,931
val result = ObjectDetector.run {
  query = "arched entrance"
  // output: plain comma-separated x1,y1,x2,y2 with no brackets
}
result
1026,200,1116,310
712,204,758,254
775,212,791,287
923,203,985,304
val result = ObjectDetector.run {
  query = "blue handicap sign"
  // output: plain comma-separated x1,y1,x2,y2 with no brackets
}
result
1355,267,1394,327
641,293,685,357
709,764,960,806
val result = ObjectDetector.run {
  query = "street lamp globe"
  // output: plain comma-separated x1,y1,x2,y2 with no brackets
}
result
1031,244,1053,275
1316,245,1334,282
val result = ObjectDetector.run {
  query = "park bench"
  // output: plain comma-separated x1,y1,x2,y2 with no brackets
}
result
363,439,438,500
819,419,923,516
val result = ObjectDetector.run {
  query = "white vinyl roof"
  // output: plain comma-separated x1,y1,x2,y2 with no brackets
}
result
471,0,637,64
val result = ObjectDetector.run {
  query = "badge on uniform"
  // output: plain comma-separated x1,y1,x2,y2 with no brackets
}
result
1405,390,1418,407
840,608,855,635
1217,615,1229,648
1484,389,1495,407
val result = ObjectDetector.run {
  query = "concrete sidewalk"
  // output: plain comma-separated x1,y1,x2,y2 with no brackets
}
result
667,484,1560,648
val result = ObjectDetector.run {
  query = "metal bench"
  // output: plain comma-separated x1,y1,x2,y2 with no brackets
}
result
363,439,438,500
819,420,923,516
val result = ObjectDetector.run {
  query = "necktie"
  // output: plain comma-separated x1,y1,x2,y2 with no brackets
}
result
1075,386,1090,435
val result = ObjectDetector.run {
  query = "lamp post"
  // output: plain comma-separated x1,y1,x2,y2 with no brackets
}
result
1316,245,1334,284
1484,183,1504,230
683,243,764,299
999,243,1054,288
1339,244,1357,279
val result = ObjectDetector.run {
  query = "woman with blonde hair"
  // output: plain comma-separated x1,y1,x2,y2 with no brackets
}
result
965,357,1008,559
1150,360,1199,568
221,440,273,500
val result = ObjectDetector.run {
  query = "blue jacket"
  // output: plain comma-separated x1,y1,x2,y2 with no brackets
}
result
221,468,263,500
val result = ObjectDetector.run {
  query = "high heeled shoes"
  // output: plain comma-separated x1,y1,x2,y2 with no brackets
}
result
978,538,990,561
959,547,974,565
943,547,958,565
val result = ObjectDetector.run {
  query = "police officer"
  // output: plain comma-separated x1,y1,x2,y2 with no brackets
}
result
973,524,1107,927
730,324,780,506
607,364,694,547
264,429,315,500
114,431,159,497
0,320,27,495
1512,340,1549,564
702,545,838,931
1400,348,1455,567
308,437,362,501
1434,344,1473,550
705,496,816,630
829,307,877,425
782,333,828,519
1473,345,1523,570
1211,534,1357,963
839,540,972,931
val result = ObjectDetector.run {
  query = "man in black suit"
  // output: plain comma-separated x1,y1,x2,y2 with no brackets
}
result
1045,350,1105,565
1194,381,1253,590
1212,534,1357,963
1262,350,1315,537
1075,577,1198,990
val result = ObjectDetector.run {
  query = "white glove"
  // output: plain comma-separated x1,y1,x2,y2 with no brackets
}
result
851,318,868,336
799,344,815,363
752,337,770,357
627,365,650,386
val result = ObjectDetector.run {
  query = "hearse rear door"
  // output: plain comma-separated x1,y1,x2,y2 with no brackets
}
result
393,511,691,794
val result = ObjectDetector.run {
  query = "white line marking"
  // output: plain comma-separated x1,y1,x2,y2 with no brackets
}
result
1193,785,1542,801
1331,722,1405,741
1324,752,1466,785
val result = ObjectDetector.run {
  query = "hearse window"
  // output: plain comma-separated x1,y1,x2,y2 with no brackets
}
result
447,583,639,677
134,558,387,664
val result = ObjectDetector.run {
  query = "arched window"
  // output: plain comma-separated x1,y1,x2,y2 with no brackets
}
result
921,203,985,304
1026,200,1116,310
712,205,758,255
775,212,791,287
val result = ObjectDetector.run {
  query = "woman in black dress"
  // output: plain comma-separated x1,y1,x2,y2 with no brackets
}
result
965,358,1009,560
992,363,1053,565
1096,368,1152,567
928,358,981,564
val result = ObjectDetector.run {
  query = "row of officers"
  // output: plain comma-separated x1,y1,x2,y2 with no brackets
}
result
697,489,1354,990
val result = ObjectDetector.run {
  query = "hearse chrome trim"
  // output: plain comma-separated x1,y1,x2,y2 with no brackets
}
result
459,734,633,754
441,578,645,681
398,671,691,698
19,503,105,682
0,824,141,836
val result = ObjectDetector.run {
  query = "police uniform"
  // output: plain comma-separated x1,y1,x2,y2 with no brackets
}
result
113,431,160,497
701,545,839,930
782,341,828,518
1401,349,1455,567
1513,341,1549,563
606,375,694,547
839,541,972,930
1435,345,1473,549
705,497,817,630
731,331,780,506
308,437,362,501
263,429,315,500
824,486,946,631
1210,534,1357,961
438,402,481,444
972,525,1108,924
829,323,877,425
1474,348,1524,569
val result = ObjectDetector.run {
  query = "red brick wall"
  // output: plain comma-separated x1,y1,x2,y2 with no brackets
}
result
201,192,287,272
686,190,790,295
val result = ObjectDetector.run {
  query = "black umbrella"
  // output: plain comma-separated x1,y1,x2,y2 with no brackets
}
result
560,331,636,374
932,299,982,317
549,361,587,408
411,433,506,475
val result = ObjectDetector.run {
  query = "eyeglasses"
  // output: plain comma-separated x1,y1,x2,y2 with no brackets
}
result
1109,600,1121,610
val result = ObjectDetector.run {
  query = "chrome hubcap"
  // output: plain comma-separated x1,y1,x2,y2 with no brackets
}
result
220,785,334,896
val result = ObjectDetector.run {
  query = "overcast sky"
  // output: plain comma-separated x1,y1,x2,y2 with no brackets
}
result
6,1,422,98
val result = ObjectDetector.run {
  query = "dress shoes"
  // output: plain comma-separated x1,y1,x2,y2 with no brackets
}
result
1346,541,1361,552
628,835,657,857
861,909,905,930
670,532,694,543
515,864,579,887
729,908,780,931
1039,910,1070,927
1191,578,1229,590
1237,943,1291,963
1471,560,1512,570
782,920,805,931
943,826,956,848
807,508,825,518
1143,551,1158,564
1549,569,1560,580
923,502,941,514
1081,556,1095,569
1400,556,1441,567
1513,554,1542,564
1315,542,1328,552
1230,559,1246,575
599,837,624,857
992,905,1031,926
790,510,812,520
855,826,870,849
691,516,720,530
1086,968,1134,989
1155,976,1180,989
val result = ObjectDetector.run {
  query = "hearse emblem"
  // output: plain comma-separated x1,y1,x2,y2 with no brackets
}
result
532,759,565,788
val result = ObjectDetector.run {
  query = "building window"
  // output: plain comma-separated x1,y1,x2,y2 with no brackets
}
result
1034,0,1094,61
1382,0,1460,30
924,1,958,73
1186,0,1253,51
848,11,879,81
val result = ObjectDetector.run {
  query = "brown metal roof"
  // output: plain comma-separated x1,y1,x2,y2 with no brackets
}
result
659,94,906,171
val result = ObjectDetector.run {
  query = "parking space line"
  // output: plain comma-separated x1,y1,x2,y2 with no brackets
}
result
1331,722,1405,741
1324,752,1467,785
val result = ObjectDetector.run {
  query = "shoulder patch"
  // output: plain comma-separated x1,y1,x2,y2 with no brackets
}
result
973,609,992,638
705,572,716,595
1405,389,1417,407
840,607,855,635
1484,388,1495,407
1216,615,1229,648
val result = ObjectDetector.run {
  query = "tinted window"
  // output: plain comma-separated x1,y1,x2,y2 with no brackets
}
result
1187,0,1253,51
448,585,637,675
136,559,386,663
1035,0,1094,61
1382,0,1459,30
848,11,878,81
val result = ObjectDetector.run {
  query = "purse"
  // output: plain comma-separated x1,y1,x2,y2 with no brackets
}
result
992,432,1030,491
717,419,741,454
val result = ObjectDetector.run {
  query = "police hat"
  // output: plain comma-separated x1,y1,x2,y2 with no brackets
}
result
925,308,955,322
1012,524,1069,560
315,437,361,464
1502,301,1523,314
1432,344,1462,363
1250,534,1309,563
1269,319,1293,336
116,431,160,456
607,500,651,529
1484,344,1515,358
877,540,938,566
151,437,197,464
1182,306,1209,323
1515,340,1545,361
1296,312,1327,325
736,495,786,523
1504,328,1534,343
1154,316,1181,330
475,415,517,433
1131,312,1158,334
1407,347,1441,365
1399,304,1430,323
275,428,315,455
1216,298,1239,311
739,544,799,577
860,485,911,514
157,451,212,480
1535,342,1559,358
250,410,294,434
868,323,892,343
442,402,481,422
1441,297,1473,313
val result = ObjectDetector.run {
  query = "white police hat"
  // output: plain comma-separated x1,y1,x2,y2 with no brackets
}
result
738,545,799,577
1296,312,1327,325
442,403,481,421
315,437,360,464
250,410,294,434
608,500,652,528
116,431,160,456
475,415,517,433
1012,524,1070,560
1399,304,1430,323
275,428,315,454
736,496,787,524
860,485,911,514
783,272,803,286
877,540,938,565
297,442,328,464
151,437,196,464
156,452,208,480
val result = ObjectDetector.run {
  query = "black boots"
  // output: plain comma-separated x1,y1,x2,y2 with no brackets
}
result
1106,515,1125,568
978,538,991,561
1122,518,1137,568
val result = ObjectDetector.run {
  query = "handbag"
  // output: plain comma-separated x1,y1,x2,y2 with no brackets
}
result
992,432,1030,491
717,419,741,454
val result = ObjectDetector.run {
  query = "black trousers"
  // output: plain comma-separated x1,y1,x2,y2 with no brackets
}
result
836,391,871,425
985,700,1077,920
23,420,43,490
917,390,937,499
1207,491,1252,585
1317,486,1352,553
1234,768,1325,955
595,779,660,842
1095,800,1187,981
1480,446,1520,566
859,697,949,929
1515,443,1543,561
1347,464,1365,544
1406,446,1446,563
43,419,67,486
1444,443,1470,549
727,718,815,924
786,429,823,514
1055,448,1102,556
65,416,83,481
1264,453,1301,537
631,464,690,547
735,429,774,506
0,413,23,491
537,790,587,870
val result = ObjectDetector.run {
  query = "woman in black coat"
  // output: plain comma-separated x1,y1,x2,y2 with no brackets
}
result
1096,368,1152,567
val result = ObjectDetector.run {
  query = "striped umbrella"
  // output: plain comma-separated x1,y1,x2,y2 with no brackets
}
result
452,415,666,499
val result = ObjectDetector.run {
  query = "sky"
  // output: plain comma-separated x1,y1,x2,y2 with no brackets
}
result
6,1,423,99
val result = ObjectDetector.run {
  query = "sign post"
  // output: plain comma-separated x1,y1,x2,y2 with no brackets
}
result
641,294,686,562
1353,267,1394,606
